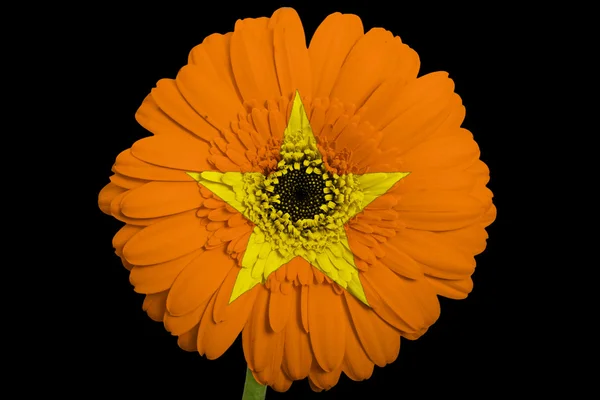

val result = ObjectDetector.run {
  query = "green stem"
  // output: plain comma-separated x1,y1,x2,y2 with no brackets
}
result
242,366,267,400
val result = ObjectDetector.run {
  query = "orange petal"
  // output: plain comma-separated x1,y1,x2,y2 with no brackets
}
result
122,210,207,265
98,183,125,215
200,271,258,360
270,8,312,100
150,79,223,142
214,224,252,243
111,190,187,227
395,190,483,232
433,92,466,135
120,181,202,219
177,325,199,352
376,241,422,280
209,154,243,172
164,298,210,335
242,285,280,373
470,185,494,211
398,169,476,194
426,276,473,299
176,64,243,133
131,133,212,172
109,190,130,220
364,193,397,210
308,379,323,392
401,128,480,171
195,293,216,356
135,91,221,141
481,203,497,228
293,257,313,288
467,159,491,181
189,33,243,103
268,287,292,333
166,245,235,316
344,291,400,367
308,12,363,99
213,266,247,322
230,17,280,102
308,283,345,372
359,55,422,127
373,72,454,137
440,224,490,255
380,100,457,155
359,275,415,333
203,198,224,209
129,249,202,294
299,284,310,333
208,207,234,222
346,229,376,265
250,107,273,145
252,327,285,388
135,93,182,137
330,28,405,108
342,318,374,381
393,228,477,280
345,135,384,171
362,263,440,332
121,258,133,272
142,290,168,322
231,229,252,254
227,212,248,227
282,286,312,380
121,182,204,218
114,149,195,182
112,224,143,258
270,366,293,393
308,362,342,391
109,173,147,190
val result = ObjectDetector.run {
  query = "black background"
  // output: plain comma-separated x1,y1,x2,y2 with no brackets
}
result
84,1,528,398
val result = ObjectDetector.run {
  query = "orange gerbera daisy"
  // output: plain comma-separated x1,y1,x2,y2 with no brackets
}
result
98,7,495,395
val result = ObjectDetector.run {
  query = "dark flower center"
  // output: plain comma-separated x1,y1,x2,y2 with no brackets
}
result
271,168,327,221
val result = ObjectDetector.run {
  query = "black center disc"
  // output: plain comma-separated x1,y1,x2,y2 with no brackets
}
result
271,169,327,221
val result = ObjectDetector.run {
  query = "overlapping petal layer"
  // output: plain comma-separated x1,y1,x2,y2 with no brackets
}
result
98,7,495,392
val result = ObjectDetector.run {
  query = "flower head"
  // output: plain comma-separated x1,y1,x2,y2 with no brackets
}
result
98,7,495,392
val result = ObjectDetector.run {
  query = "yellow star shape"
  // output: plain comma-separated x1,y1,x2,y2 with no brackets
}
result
188,92,409,306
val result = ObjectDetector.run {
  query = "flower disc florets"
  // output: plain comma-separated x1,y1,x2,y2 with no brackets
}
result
240,128,364,258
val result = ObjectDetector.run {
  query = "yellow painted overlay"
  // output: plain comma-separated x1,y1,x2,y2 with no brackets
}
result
188,92,409,306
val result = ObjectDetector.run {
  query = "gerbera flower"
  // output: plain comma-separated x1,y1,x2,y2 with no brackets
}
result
98,7,495,394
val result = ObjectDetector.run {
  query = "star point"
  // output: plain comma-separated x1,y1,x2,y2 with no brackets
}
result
188,95,409,306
